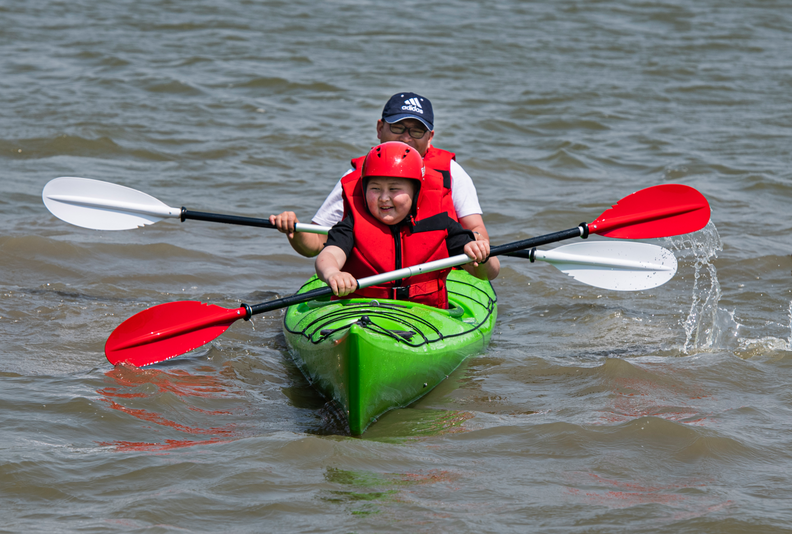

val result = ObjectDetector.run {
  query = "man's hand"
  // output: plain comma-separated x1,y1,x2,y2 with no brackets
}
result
464,239,490,267
269,211,299,238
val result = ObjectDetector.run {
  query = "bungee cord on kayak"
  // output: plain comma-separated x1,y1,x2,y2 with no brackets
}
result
284,277,498,348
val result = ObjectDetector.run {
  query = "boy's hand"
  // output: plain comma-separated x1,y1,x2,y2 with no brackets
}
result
327,271,358,297
464,240,490,267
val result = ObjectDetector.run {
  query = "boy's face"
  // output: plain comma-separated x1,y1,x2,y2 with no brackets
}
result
365,177,416,225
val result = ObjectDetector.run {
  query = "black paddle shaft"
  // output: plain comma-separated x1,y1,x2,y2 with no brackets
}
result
243,286,335,318
490,224,588,257
180,208,277,229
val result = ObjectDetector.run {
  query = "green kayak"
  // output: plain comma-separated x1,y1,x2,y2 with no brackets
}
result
283,269,497,435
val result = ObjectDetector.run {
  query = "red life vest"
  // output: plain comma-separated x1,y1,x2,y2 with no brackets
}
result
337,147,457,308
422,146,457,221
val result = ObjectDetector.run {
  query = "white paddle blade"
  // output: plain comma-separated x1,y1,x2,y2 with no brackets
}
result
43,177,181,230
536,242,677,291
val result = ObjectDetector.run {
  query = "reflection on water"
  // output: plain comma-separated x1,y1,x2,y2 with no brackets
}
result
95,364,242,452
364,409,477,442
563,471,733,519
322,466,464,518
100,364,241,401
594,360,716,426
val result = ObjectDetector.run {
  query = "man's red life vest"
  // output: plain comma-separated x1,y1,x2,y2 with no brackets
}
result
422,146,457,221
337,146,458,308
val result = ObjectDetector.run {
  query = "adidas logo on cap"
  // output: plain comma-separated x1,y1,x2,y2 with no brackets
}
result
382,92,434,130
401,97,424,114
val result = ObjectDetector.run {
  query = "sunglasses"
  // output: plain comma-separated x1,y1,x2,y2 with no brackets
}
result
388,123,429,139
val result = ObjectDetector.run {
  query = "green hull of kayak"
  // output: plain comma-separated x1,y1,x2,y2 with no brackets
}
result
283,269,497,435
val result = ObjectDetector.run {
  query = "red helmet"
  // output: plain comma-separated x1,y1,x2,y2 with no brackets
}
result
361,142,424,181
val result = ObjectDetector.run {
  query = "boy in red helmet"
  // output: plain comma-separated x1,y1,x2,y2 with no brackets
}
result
270,92,498,279
315,142,499,308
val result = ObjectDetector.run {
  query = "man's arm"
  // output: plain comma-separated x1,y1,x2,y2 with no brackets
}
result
268,212,327,257
458,213,489,242
451,160,497,276
270,175,348,257
289,229,327,257
450,161,490,241
447,217,499,280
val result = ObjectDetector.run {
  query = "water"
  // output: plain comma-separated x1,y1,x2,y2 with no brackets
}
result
2,0,792,531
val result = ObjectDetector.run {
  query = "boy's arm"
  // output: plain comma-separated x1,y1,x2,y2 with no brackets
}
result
316,246,357,296
316,217,357,296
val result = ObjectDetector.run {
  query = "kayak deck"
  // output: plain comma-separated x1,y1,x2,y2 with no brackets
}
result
283,269,497,435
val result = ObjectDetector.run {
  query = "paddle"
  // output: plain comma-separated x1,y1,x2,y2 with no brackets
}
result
42,176,331,234
488,184,709,256
106,241,678,367
505,241,676,291
42,178,709,243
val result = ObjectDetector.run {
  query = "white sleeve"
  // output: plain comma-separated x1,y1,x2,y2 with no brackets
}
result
450,160,483,218
312,169,352,227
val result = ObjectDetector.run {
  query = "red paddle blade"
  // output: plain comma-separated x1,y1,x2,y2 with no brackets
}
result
105,301,246,367
589,184,710,239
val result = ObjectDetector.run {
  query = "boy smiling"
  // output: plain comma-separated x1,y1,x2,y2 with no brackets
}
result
316,142,498,309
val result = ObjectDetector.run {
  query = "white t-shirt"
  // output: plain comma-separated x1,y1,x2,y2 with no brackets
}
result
312,159,482,227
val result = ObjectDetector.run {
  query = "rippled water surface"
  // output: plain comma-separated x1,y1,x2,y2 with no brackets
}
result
2,0,792,532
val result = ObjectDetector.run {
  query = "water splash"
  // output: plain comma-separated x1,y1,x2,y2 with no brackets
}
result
666,222,736,354
665,224,792,357
788,299,792,351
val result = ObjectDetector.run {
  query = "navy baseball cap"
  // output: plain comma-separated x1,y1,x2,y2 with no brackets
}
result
381,92,434,130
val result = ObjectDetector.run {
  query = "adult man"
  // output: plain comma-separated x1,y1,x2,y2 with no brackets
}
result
269,92,495,264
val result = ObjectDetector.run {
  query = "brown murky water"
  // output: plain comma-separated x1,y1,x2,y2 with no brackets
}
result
2,1,792,531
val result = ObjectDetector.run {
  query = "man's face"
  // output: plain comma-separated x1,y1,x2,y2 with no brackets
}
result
376,118,434,157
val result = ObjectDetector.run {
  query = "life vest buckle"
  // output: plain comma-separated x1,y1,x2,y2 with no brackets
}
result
393,286,410,300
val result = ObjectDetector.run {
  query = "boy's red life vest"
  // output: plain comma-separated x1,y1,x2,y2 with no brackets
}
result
337,147,457,308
